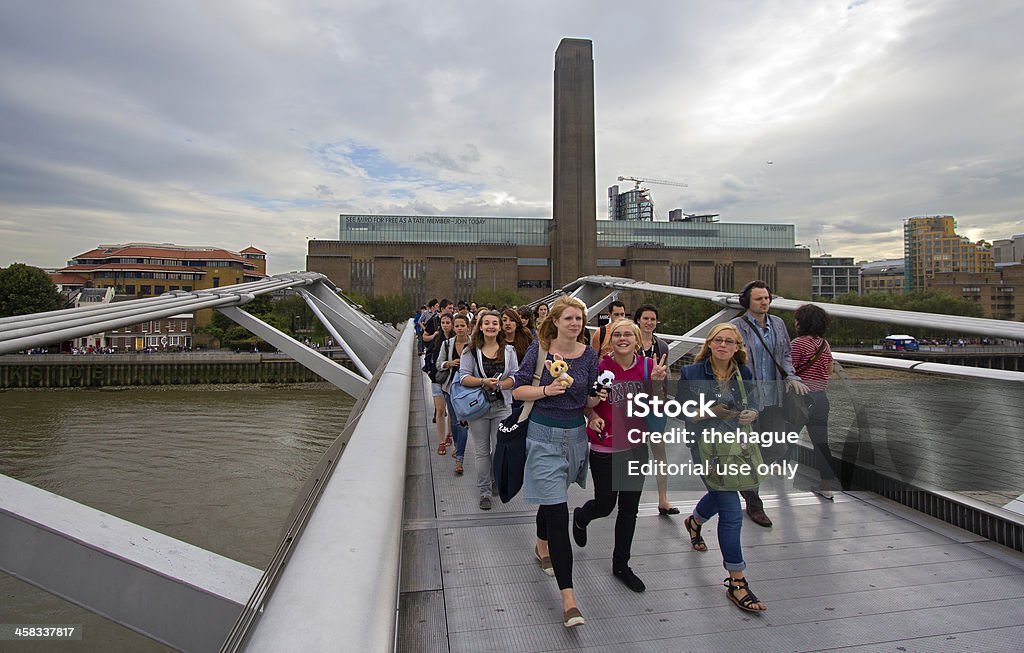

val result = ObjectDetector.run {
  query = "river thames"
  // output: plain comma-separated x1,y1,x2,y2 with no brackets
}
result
0,383,352,652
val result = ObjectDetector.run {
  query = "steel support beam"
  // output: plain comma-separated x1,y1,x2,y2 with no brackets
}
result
217,306,368,398
0,474,261,653
298,292,373,379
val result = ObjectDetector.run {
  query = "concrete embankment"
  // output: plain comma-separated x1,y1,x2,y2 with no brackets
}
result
0,352,350,388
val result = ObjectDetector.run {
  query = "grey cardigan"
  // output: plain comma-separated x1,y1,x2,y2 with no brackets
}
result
730,313,798,407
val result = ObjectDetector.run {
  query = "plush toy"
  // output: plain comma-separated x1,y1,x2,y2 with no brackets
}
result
590,369,615,396
546,358,574,387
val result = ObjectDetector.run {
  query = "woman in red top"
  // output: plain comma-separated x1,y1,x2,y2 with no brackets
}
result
791,304,836,500
572,318,668,593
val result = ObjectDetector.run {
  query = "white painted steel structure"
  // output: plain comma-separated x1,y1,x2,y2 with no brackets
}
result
3,274,1023,652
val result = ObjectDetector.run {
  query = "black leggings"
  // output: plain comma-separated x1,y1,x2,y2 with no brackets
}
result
536,503,572,590
576,449,645,568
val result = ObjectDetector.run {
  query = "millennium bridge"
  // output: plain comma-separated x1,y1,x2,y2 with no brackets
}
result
2,273,1024,652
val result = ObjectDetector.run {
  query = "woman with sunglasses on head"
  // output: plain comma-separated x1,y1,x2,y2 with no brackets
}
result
675,323,766,613
459,310,519,510
573,318,668,593
429,313,455,455
513,296,603,628
438,313,472,475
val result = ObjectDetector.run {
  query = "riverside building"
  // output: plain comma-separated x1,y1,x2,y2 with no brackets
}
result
307,214,812,306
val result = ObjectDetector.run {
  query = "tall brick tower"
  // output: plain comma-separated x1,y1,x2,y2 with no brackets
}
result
551,38,597,288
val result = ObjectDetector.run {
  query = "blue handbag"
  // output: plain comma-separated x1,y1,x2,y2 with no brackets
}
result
449,369,491,422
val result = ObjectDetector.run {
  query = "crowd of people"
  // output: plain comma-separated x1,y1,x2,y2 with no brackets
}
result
415,280,837,627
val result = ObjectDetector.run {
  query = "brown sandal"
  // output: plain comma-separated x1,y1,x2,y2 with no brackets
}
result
684,515,707,552
437,443,446,455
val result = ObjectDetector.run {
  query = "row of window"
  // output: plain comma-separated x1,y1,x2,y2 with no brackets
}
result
110,320,192,334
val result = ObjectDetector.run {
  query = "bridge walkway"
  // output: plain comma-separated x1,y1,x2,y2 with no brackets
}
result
397,351,1024,652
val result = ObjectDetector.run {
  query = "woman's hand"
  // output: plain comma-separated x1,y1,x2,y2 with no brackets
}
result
651,354,668,381
588,415,605,432
738,409,758,426
545,381,566,396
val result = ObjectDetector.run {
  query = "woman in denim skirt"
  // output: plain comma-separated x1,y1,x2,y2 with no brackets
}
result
513,296,603,628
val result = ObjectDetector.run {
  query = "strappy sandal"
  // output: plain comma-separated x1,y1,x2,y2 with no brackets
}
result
724,576,766,612
437,443,446,455
684,515,707,552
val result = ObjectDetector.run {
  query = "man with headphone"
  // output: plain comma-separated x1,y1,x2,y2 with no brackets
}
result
730,280,809,527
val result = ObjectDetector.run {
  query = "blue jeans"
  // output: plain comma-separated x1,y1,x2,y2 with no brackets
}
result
690,443,745,571
445,393,468,460
807,391,834,481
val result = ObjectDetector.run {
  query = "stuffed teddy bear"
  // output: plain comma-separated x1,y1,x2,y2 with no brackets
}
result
590,369,615,396
546,358,574,387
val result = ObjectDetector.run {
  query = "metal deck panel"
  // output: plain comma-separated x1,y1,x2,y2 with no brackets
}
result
399,368,1024,652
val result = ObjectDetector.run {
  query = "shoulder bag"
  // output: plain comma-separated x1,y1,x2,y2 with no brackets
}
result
450,350,491,422
698,367,766,491
492,344,546,503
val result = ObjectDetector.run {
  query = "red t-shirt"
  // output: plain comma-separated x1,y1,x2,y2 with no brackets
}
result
586,353,654,452
791,336,832,392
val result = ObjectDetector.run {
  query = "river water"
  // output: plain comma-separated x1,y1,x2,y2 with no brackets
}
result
0,383,352,652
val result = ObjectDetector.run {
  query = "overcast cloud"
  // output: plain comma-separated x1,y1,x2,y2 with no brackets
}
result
1,0,1021,273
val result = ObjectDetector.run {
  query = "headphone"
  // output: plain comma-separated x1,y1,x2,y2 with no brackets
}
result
738,280,772,309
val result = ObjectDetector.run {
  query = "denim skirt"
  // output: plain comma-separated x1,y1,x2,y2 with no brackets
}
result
523,419,589,505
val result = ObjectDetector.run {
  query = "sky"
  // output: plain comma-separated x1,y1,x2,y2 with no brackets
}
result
1,0,1022,275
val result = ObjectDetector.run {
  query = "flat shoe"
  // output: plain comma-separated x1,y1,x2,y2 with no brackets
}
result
534,545,554,577
563,607,584,628
747,509,773,527
572,507,587,547
658,506,680,516
813,488,834,501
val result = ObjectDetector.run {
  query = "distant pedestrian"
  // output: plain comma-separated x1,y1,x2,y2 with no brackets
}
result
792,304,836,500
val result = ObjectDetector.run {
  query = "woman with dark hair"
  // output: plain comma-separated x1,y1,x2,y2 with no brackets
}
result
675,323,766,612
535,302,549,324
792,304,836,500
633,303,677,516
517,305,538,338
429,314,454,455
460,310,519,510
513,296,602,628
501,307,534,361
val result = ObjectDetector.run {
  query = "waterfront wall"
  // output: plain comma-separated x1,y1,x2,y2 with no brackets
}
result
0,353,348,388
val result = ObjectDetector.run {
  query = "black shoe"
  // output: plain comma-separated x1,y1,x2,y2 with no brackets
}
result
658,506,680,516
572,507,587,547
479,496,492,510
613,566,646,593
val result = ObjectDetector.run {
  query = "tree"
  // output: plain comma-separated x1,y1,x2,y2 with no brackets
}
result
0,263,64,317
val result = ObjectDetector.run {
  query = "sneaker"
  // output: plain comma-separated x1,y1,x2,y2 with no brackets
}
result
479,496,492,510
534,545,554,577
613,566,646,593
563,607,585,628
454,459,464,475
572,507,587,547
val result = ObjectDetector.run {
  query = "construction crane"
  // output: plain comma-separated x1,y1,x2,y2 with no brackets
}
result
617,175,688,190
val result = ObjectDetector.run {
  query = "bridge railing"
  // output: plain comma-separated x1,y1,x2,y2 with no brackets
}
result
561,275,1024,550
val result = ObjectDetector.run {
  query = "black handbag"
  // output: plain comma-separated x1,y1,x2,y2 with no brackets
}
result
492,345,546,503
433,339,452,385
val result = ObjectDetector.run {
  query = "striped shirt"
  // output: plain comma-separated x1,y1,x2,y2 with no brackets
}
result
791,336,832,392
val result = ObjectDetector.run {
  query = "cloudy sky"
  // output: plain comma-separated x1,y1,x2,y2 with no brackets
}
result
1,0,1022,274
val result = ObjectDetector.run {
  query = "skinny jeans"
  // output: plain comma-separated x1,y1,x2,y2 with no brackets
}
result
690,443,745,571
807,391,834,481
576,446,647,568
444,393,469,460
468,403,512,497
